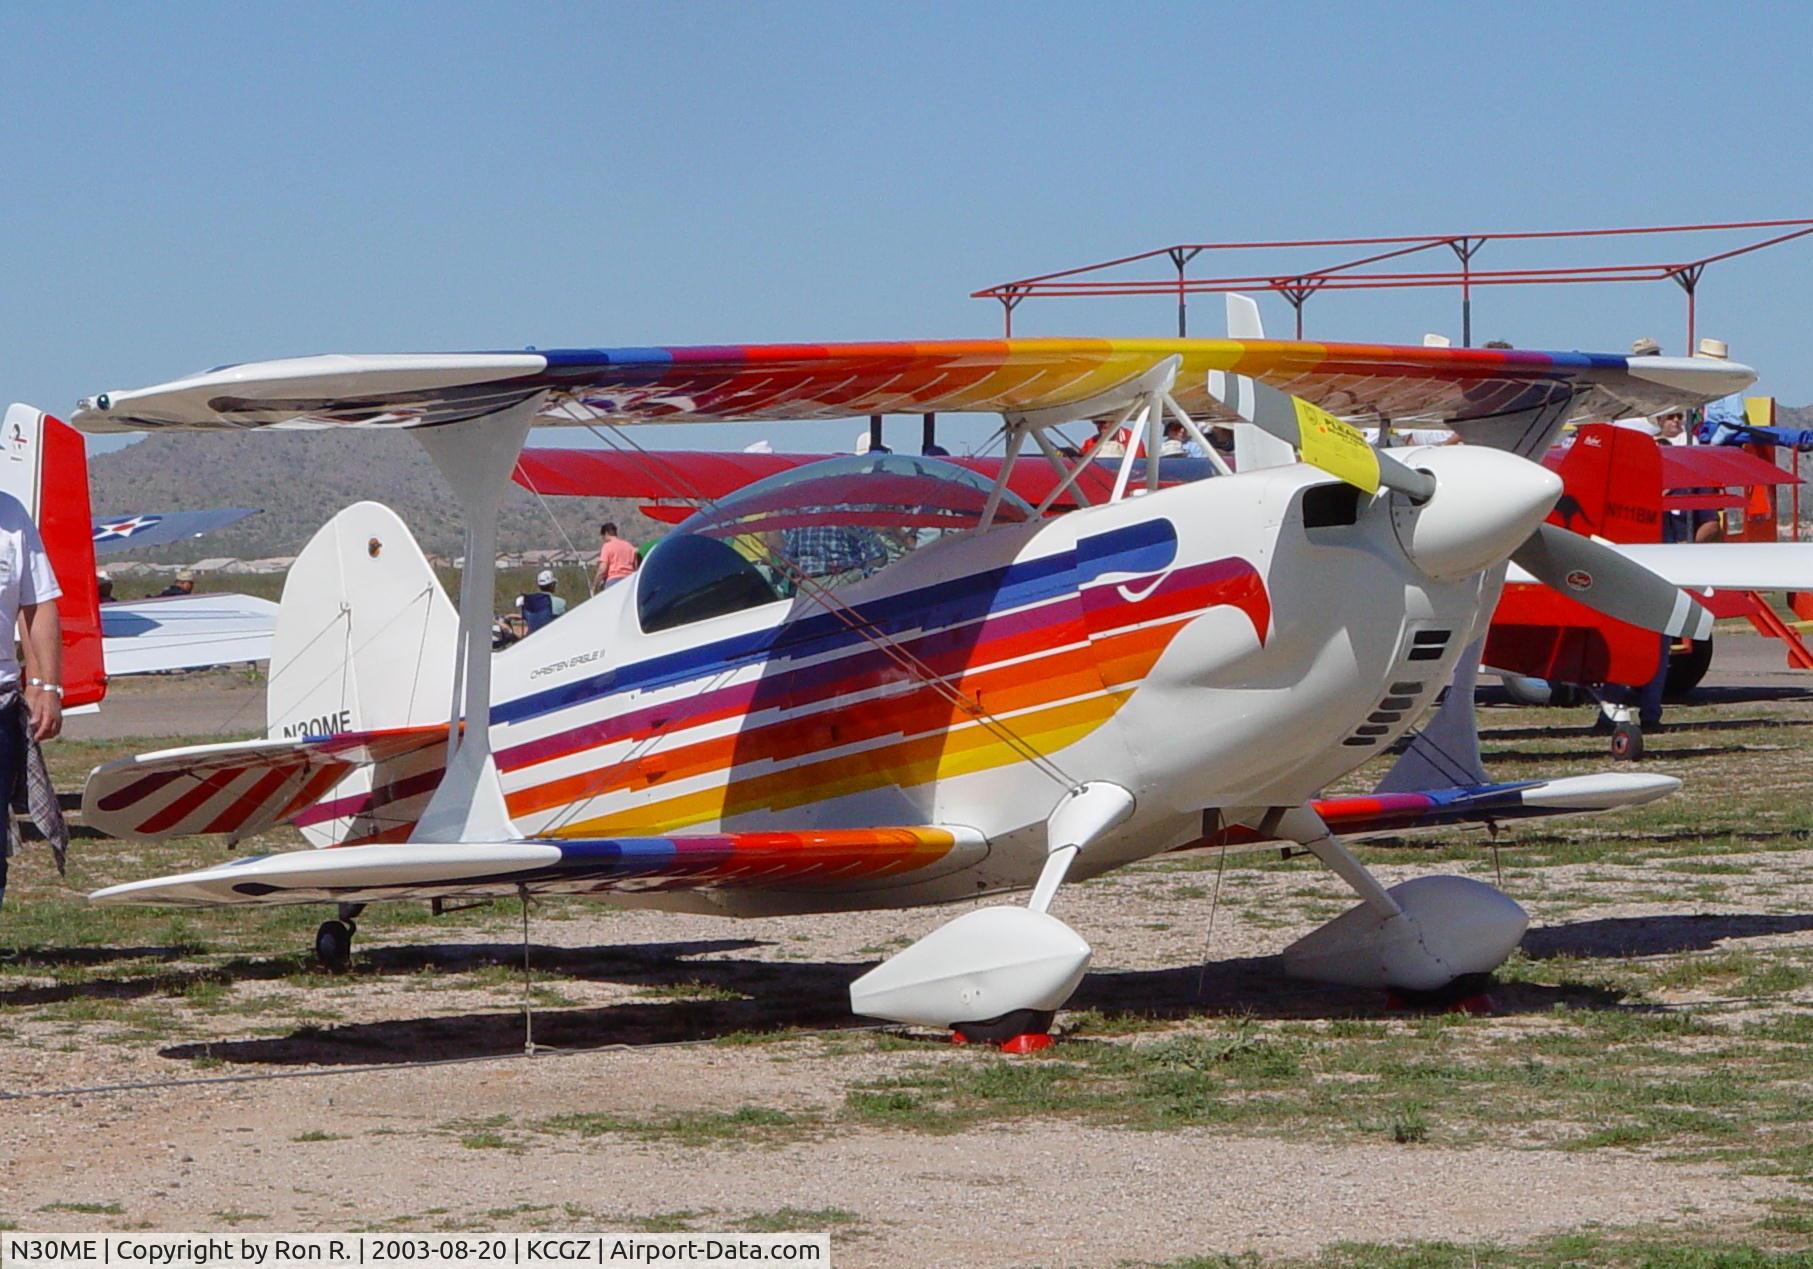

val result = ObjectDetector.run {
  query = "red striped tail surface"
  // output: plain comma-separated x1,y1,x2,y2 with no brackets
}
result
82,724,448,843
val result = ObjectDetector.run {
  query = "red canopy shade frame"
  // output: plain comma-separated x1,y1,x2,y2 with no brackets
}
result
972,218,1813,350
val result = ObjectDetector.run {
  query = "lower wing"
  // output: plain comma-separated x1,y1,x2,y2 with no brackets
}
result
101,593,279,677
1200,773,1679,851
89,827,987,907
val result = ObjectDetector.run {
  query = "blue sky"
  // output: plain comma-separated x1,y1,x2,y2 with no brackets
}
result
4,2,1811,458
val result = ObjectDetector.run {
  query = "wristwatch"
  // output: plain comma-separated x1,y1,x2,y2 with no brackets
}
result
27,678,63,698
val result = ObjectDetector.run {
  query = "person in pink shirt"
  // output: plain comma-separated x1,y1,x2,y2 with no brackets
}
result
596,521,640,589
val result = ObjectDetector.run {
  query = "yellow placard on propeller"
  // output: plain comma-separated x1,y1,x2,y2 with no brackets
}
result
1291,397,1381,494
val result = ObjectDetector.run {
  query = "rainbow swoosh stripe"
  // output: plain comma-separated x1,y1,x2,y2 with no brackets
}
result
487,518,1268,839
530,339,1633,428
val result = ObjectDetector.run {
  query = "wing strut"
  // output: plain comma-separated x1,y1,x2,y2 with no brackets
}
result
408,393,548,843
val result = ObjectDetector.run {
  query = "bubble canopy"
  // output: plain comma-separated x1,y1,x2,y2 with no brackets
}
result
636,453,1036,633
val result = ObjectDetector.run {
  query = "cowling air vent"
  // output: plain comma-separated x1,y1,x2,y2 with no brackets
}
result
1340,623,1454,748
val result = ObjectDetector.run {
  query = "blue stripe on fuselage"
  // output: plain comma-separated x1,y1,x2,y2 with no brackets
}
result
490,518,1180,728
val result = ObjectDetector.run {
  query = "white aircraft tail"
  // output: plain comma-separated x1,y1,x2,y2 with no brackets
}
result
1224,296,1298,473
268,502,459,844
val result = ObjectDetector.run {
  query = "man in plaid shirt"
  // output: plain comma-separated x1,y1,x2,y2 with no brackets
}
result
783,522,884,584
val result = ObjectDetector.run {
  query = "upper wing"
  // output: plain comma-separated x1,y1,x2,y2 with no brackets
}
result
71,342,1754,433
101,593,279,676
89,826,988,907
93,508,261,554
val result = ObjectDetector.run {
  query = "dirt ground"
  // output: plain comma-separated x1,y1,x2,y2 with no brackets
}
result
8,637,1813,1265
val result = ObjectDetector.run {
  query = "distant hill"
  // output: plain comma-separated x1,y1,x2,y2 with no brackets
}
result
88,432,660,563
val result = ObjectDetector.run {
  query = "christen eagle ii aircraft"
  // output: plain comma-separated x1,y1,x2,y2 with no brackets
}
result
72,338,1749,1045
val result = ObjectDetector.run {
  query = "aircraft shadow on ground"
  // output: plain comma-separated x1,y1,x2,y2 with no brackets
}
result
145,907,1813,1067
0,938,763,1010
1522,911,1813,959
1477,685,1813,711
1484,743,1768,764
1443,827,1811,854
2,943,209,969
1683,685,1813,707
1479,714,1813,743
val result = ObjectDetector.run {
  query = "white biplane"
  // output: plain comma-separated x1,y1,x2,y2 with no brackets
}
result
71,333,1750,1045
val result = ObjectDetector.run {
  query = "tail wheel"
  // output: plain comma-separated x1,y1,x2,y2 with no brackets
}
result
1610,722,1643,762
314,919,355,973
1664,637,1714,699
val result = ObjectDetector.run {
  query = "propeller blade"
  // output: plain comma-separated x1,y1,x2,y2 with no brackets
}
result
1511,523,1715,639
1207,372,1436,501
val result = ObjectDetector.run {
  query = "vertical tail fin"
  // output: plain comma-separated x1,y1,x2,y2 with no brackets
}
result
1224,296,1297,473
2,404,104,707
1551,423,1665,544
268,502,458,844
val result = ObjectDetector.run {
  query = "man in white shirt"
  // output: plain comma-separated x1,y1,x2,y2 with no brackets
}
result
0,490,63,910
0,495,62,737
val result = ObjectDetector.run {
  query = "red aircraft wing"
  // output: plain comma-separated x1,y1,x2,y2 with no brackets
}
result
513,447,1131,514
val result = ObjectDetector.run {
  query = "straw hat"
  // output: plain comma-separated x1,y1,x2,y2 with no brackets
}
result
1629,336,1661,357
1696,337,1730,360
175,569,196,582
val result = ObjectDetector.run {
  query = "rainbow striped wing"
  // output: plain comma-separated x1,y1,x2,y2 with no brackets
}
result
72,341,1752,433
1196,773,1680,853
88,826,988,907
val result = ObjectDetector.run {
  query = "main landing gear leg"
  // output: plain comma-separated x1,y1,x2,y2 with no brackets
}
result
1271,806,1527,1004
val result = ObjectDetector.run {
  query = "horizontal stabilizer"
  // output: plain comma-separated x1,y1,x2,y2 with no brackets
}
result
90,826,988,907
82,725,449,842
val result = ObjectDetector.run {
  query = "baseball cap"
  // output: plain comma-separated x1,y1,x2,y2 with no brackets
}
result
536,568,556,586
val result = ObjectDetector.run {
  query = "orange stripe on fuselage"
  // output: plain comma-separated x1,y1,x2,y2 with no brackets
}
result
551,689,1126,837
504,635,1103,820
